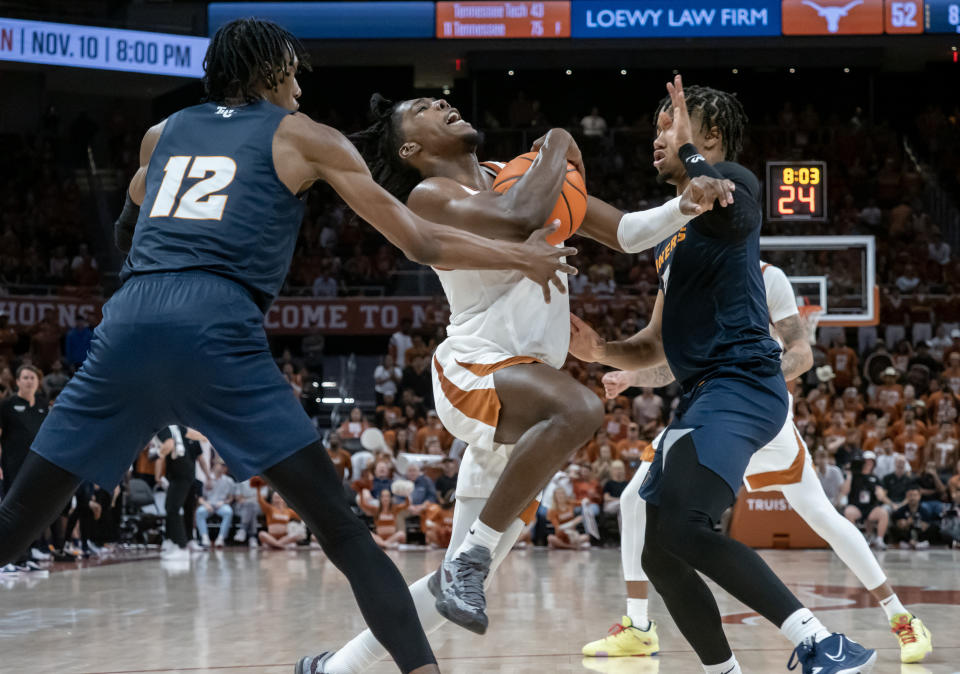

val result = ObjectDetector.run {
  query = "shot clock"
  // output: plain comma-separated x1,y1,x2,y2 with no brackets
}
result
766,161,827,222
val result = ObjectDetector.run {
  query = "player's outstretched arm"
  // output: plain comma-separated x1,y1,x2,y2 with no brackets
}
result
579,176,734,254
569,291,667,371
601,364,676,399
407,128,579,242
774,314,814,381
299,120,577,301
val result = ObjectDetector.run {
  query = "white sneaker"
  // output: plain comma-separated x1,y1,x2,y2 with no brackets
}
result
248,537,258,548
234,529,247,543
0,564,23,574
200,534,211,548
187,540,205,552
30,547,52,562
214,537,225,549
161,546,190,561
915,540,931,550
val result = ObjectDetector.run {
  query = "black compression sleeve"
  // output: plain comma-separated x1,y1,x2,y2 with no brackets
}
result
114,193,140,254
679,143,724,180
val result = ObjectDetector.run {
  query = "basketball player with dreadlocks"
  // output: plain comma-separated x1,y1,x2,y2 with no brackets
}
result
0,18,587,674
293,91,734,672
569,76,877,674
583,261,932,666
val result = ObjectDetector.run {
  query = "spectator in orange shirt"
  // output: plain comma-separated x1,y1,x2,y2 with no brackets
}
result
422,497,455,549
572,464,602,520
793,398,817,437
414,410,453,452
827,333,859,389
579,429,610,464
360,488,408,550
873,367,905,415
926,378,960,424
547,488,589,550
337,406,371,440
384,426,412,454
616,422,651,463
257,489,305,550
895,423,928,472
890,406,928,440
603,405,630,443
944,352,960,394
326,432,352,482
858,408,884,444
403,335,431,367
822,412,849,455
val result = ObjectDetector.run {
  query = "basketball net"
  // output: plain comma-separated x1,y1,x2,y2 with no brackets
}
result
798,304,824,345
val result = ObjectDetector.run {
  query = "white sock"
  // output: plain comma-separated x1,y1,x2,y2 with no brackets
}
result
453,518,502,557
703,654,741,673
626,597,650,630
879,593,909,621
780,608,831,646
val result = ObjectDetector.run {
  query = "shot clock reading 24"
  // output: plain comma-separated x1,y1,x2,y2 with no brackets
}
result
766,161,827,222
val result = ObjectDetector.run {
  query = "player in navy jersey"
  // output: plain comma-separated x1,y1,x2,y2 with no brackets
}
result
0,18,580,674
569,77,876,674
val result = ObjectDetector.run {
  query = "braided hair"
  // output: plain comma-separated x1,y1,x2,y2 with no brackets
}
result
348,94,423,203
655,85,748,161
202,18,310,105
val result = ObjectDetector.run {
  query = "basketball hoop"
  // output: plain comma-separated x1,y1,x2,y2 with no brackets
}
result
798,304,824,345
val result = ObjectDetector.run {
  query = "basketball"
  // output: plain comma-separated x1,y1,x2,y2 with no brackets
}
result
492,152,587,245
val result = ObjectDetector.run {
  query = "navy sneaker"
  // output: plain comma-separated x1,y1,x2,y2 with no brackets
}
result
788,633,877,674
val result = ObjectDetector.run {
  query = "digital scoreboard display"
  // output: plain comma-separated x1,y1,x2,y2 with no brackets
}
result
766,161,827,221
436,2,571,38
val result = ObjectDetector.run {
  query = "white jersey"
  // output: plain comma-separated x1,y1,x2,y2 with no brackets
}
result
432,162,570,368
761,261,800,346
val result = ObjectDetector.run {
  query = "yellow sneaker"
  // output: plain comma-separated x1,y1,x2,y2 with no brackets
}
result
891,613,932,664
582,617,659,657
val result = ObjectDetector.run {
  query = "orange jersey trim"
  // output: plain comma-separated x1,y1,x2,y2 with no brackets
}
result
455,356,541,377
434,356,500,427
744,427,806,490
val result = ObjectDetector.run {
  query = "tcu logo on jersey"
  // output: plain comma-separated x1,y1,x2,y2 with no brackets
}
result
215,106,237,118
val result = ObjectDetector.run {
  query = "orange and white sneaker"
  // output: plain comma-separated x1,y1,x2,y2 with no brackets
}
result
582,617,659,657
891,613,932,663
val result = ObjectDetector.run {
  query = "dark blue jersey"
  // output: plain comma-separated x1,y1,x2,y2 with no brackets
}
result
122,101,305,312
654,161,782,392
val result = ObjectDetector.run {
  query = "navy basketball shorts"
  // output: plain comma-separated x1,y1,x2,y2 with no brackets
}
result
32,272,319,488
639,372,788,505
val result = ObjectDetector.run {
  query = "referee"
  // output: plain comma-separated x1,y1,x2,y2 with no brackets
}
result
0,365,49,572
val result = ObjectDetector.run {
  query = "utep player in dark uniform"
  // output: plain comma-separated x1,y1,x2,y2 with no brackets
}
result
0,19,578,674
569,77,876,674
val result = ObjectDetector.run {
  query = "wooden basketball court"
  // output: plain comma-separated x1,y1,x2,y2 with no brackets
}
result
2,547,956,673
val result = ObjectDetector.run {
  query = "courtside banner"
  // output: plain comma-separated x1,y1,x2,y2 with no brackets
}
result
0,296,446,335
571,0,780,37
781,0,883,35
208,2,436,39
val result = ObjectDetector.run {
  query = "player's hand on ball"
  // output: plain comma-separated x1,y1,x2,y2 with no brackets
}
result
569,313,606,363
680,176,736,215
530,129,586,184
522,222,578,304
601,370,633,399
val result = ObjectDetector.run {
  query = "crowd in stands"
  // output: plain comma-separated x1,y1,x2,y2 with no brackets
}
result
2,93,960,568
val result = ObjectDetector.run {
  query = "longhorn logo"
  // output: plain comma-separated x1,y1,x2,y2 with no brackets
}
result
800,0,864,32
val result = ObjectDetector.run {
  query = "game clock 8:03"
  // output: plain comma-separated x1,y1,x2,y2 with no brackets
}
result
766,161,827,222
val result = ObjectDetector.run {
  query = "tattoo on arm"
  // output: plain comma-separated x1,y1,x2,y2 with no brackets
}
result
632,364,676,387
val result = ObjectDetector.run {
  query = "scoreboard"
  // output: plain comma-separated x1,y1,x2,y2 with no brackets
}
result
766,161,827,222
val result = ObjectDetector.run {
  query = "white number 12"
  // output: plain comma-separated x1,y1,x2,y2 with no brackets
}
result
149,155,237,220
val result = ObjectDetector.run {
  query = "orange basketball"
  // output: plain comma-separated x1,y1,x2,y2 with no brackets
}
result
492,152,587,245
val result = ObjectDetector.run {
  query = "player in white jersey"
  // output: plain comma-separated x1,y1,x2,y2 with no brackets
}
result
295,94,734,672
581,262,933,666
